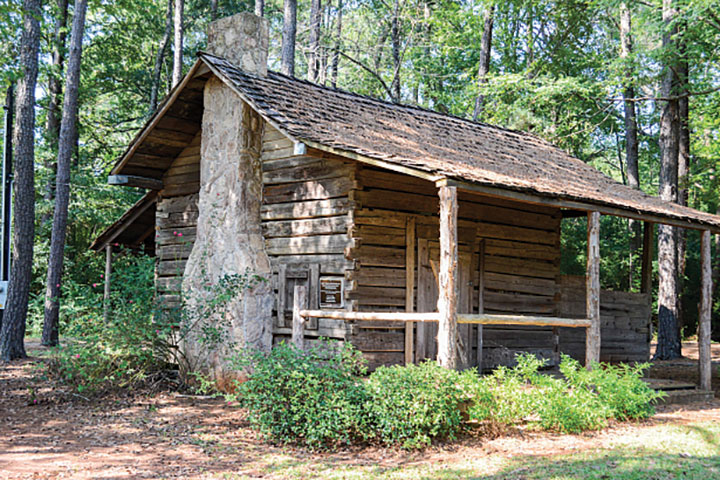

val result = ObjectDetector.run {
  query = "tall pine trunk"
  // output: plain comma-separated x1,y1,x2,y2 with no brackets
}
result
308,0,322,82
389,0,401,102
210,0,218,20
472,4,494,121
43,0,70,222
0,0,41,362
620,1,641,288
172,0,184,87
42,0,88,347
676,48,690,337
150,0,173,114
150,0,173,113
255,0,264,17
655,0,682,360
330,0,342,87
281,0,297,76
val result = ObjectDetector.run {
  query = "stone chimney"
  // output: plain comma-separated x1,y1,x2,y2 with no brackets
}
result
181,13,273,389
206,12,268,75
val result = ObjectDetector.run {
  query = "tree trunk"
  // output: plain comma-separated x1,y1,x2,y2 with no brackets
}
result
42,0,70,222
42,0,89,347
655,0,682,360
620,1,641,287
0,0,41,362
172,0,184,87
676,50,690,337
330,0,342,87
308,0,322,82
281,0,297,76
389,0,401,103
150,0,173,113
255,0,264,17
210,0,218,20
472,4,494,122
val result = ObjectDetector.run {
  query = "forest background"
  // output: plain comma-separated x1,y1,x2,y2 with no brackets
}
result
0,0,719,354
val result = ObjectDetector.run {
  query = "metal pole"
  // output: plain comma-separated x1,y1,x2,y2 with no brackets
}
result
0,83,14,328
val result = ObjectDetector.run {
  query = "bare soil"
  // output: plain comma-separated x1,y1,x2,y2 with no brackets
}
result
1,342,719,480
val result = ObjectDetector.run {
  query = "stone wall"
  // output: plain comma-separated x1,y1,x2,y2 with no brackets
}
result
181,77,274,387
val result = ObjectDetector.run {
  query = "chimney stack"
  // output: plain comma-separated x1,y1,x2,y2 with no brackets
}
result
207,13,268,76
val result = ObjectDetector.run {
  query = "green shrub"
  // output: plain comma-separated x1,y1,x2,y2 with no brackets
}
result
234,341,368,450
560,356,664,421
363,361,478,448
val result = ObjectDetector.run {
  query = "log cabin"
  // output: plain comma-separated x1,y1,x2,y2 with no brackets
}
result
91,13,718,388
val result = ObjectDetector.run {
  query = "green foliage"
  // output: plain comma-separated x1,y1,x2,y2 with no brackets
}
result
233,341,368,450
363,361,478,449
470,354,664,434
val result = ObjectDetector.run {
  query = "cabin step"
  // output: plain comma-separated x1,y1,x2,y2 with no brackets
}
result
655,388,715,406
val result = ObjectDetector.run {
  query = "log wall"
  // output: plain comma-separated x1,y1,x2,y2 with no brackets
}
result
557,275,651,363
346,166,563,369
260,125,356,343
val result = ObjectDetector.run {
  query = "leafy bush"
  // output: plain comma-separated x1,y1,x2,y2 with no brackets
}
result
233,341,368,450
363,362,477,448
561,357,664,421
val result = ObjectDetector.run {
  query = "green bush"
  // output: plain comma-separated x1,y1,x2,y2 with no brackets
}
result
363,361,478,448
234,341,368,450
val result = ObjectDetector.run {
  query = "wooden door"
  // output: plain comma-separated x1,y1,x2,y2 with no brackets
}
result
416,239,474,368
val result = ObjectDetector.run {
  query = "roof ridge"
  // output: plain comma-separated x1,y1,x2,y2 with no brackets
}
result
197,51,559,151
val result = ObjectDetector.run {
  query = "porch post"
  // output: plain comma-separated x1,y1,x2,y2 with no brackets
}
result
437,184,458,369
586,211,601,369
292,285,307,350
103,245,113,322
698,230,712,391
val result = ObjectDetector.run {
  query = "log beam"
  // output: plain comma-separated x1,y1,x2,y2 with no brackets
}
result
108,174,163,190
405,217,416,364
586,211,601,369
699,230,712,391
437,184,458,369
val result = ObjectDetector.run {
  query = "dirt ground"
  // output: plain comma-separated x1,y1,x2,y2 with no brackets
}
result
1,343,719,480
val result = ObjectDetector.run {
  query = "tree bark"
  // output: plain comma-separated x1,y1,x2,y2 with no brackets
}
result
389,0,401,103
281,0,297,76
308,0,322,82
586,211,601,369
472,4,494,122
620,1,641,287
655,0,681,360
330,0,342,87
210,0,218,20
0,0,41,362
172,0,184,87
150,0,173,113
255,0,264,17
437,185,458,369
42,0,88,347
676,49,690,336
698,230,712,391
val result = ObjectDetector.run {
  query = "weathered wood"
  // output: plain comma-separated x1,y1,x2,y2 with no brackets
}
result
265,234,350,255
437,185,458,369
477,240,485,370
260,198,353,221
277,263,287,327
262,215,349,238
641,222,653,294
264,176,355,204
405,217,416,365
103,245,112,323
292,285,307,349
586,211,601,368
458,314,591,328
699,229,712,391
108,174,163,190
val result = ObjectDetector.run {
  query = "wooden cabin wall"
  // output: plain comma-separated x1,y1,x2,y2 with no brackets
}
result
346,166,563,369
155,132,201,314
260,125,356,344
557,275,651,363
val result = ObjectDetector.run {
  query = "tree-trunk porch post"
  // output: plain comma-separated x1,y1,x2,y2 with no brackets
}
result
103,244,113,323
292,285,307,350
586,211,601,369
699,229,712,391
641,222,653,295
437,183,458,369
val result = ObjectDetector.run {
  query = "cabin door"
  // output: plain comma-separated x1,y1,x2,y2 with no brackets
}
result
416,239,474,369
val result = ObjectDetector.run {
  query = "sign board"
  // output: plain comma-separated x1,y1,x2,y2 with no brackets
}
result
319,277,344,309
0,280,7,310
